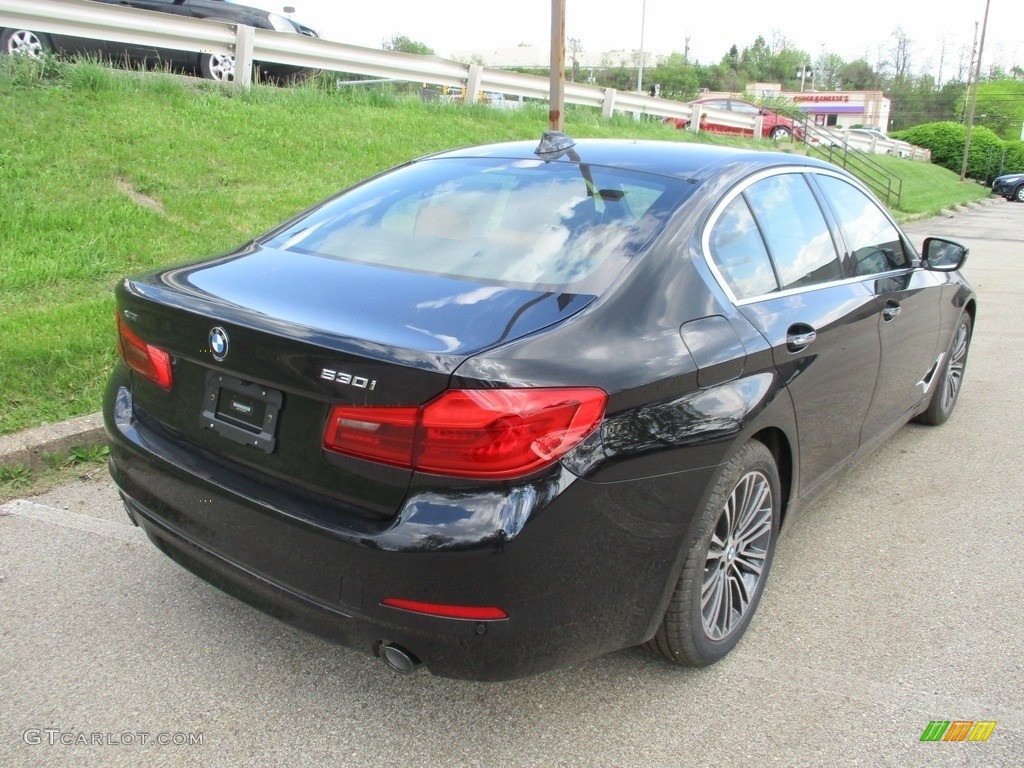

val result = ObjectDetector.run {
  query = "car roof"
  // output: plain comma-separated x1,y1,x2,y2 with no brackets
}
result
422,137,838,184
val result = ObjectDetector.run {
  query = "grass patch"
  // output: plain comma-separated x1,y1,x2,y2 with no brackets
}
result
0,442,109,503
869,154,992,217
0,59,993,435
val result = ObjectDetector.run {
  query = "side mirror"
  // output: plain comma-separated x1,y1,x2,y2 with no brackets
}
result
922,237,968,271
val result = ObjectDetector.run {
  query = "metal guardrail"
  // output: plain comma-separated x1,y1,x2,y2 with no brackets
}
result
0,0,694,123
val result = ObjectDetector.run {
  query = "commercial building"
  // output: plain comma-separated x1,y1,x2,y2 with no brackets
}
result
747,83,891,133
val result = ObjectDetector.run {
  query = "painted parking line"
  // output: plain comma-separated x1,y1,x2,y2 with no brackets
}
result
0,499,143,544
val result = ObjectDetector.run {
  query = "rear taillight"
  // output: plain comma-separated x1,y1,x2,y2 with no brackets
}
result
116,315,173,389
323,387,606,479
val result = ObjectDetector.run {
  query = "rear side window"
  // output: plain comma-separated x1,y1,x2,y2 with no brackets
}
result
708,196,778,299
266,158,688,292
730,101,760,115
815,175,910,275
742,174,842,290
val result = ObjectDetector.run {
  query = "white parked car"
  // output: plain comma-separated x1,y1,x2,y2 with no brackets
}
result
841,128,914,158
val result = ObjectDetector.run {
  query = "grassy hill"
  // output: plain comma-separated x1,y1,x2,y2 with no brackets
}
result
0,57,993,435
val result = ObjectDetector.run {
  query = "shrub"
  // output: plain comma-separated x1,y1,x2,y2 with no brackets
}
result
893,121,1018,180
998,141,1024,175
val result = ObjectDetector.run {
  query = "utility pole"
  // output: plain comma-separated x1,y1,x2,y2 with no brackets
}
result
549,0,565,130
637,0,647,93
937,37,946,89
960,23,978,123
798,63,812,92
961,0,991,182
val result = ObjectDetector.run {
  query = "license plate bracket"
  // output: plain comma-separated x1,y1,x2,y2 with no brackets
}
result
201,372,283,454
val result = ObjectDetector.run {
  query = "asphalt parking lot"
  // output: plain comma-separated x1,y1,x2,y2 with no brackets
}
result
1,200,1021,767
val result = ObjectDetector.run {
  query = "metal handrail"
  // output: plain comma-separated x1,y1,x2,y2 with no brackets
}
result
784,112,904,208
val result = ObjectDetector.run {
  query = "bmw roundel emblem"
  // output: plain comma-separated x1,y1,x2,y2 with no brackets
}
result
209,326,229,361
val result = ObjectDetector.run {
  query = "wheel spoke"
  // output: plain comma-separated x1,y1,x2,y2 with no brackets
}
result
721,494,736,538
951,324,968,362
736,488,770,540
736,515,771,550
728,563,750,608
702,569,727,637
701,567,722,607
731,475,756,532
733,551,765,577
708,531,726,553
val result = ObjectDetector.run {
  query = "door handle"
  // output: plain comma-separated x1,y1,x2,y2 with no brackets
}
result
786,327,817,351
882,301,902,321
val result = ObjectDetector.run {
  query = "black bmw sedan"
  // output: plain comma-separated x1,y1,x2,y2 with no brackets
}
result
1,0,318,82
104,133,975,681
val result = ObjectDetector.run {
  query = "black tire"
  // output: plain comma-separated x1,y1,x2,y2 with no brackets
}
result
646,439,780,666
1014,185,1024,203
1,28,51,58
915,313,972,426
769,126,792,142
199,52,235,82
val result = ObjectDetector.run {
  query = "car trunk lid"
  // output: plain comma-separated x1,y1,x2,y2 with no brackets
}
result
115,249,596,519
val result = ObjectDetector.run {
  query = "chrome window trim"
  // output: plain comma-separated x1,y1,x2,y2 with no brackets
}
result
701,166,914,307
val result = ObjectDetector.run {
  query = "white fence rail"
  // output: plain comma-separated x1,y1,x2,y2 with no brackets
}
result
0,0,695,124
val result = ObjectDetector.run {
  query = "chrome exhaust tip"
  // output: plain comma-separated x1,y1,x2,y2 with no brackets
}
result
380,643,420,674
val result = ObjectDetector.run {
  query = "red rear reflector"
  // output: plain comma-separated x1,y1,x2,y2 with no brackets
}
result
381,598,508,620
116,315,173,389
322,405,418,468
323,387,606,479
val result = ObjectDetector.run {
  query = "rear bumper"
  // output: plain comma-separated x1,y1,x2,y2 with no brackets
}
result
105,379,717,680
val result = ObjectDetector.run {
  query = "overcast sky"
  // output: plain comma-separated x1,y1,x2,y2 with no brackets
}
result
254,0,1020,78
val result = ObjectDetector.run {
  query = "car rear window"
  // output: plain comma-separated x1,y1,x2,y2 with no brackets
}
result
265,157,690,292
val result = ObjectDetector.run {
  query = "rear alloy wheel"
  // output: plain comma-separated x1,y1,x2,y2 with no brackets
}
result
646,439,780,666
769,126,792,142
200,52,235,82
1,29,50,58
915,313,972,426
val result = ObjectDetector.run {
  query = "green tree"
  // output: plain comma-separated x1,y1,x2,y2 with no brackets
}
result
705,46,746,92
740,37,773,82
770,47,812,90
838,59,877,90
381,35,435,56
813,52,845,91
651,53,700,100
930,81,968,123
966,79,1024,140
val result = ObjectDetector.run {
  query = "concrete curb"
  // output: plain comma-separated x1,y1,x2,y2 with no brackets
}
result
0,413,106,471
